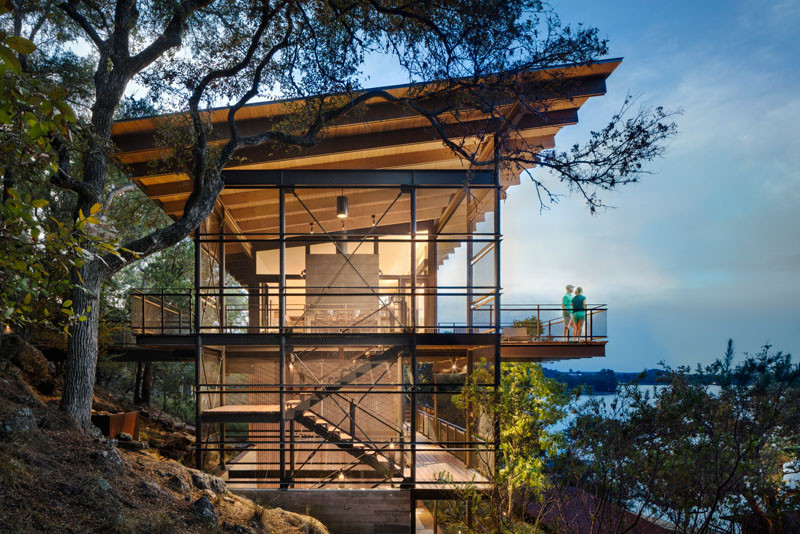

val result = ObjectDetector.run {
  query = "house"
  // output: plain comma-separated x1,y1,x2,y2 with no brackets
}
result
112,59,615,533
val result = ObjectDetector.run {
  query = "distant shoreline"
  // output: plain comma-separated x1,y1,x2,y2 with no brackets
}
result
543,367,718,394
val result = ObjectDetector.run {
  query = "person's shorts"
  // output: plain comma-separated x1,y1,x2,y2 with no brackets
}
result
572,311,586,322
562,312,572,322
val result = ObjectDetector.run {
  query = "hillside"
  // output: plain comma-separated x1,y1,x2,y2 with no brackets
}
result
0,334,327,534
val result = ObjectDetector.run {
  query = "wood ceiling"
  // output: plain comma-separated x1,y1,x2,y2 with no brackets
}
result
111,60,620,262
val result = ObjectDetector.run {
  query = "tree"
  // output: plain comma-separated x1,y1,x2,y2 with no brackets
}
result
0,19,114,338
554,341,800,534
441,362,569,532
3,0,676,429
512,314,544,339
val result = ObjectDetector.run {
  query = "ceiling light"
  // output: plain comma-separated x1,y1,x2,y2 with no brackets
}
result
336,194,348,219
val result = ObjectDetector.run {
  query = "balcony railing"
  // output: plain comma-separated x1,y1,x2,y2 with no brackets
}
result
129,289,606,342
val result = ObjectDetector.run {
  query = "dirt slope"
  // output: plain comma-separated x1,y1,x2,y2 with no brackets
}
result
0,335,327,534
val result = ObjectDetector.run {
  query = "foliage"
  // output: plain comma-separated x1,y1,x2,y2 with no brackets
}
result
0,26,118,332
512,314,544,338
554,341,800,534
442,362,569,532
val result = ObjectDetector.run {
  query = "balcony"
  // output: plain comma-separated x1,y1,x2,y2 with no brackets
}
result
129,290,607,360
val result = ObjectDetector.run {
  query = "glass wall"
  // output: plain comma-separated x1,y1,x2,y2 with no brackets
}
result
193,173,501,489
197,183,498,335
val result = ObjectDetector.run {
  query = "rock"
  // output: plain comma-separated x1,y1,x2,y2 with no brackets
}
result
156,431,191,460
1,407,39,439
191,471,208,490
117,440,147,450
86,424,105,441
92,447,125,469
96,477,112,494
136,480,168,499
192,496,217,525
190,470,228,495
164,473,190,493
222,521,257,534
118,432,132,441
259,507,328,534
0,334,56,394
56,481,82,497
207,474,227,495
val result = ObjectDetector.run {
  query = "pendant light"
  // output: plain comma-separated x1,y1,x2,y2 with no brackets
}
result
336,189,348,219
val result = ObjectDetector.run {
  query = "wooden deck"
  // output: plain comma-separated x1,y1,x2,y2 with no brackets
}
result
223,435,488,491
410,436,489,489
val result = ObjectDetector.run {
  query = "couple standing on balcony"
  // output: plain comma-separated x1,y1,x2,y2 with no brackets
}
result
562,284,587,340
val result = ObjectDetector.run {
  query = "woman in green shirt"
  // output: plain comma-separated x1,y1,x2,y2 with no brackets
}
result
561,284,574,339
572,286,587,339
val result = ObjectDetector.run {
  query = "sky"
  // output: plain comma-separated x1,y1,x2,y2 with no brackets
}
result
499,0,800,370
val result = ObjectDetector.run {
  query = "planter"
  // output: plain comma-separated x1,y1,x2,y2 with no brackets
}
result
91,410,140,440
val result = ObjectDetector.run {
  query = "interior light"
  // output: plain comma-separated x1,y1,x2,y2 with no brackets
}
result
336,194,348,219
309,222,314,234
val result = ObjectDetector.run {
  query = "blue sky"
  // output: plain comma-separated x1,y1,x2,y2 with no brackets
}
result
500,0,800,370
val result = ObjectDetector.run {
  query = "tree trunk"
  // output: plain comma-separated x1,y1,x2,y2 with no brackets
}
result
141,362,153,405
60,265,102,429
133,361,143,404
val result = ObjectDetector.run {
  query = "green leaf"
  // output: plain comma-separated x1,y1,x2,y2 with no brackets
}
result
0,45,21,74
90,203,102,215
6,36,36,55
62,299,72,308
85,216,100,225
78,315,87,322
24,293,31,304
54,100,76,122
32,199,49,208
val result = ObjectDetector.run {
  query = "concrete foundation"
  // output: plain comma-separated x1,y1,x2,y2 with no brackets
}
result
236,489,412,534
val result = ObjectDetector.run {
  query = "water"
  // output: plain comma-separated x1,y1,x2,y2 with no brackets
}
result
553,384,798,487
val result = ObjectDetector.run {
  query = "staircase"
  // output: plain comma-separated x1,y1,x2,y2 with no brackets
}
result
206,344,407,482
287,345,405,417
294,410,401,479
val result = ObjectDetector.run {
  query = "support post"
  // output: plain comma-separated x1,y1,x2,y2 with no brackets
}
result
219,207,226,333
194,227,202,470
349,399,356,439
432,371,438,442
493,147,502,478
410,187,417,487
466,350,473,468
279,188,287,488
289,418,295,487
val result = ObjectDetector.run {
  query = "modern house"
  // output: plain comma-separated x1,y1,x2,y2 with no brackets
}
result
112,59,614,533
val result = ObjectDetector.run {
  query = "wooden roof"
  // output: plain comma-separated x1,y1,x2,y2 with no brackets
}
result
111,60,620,249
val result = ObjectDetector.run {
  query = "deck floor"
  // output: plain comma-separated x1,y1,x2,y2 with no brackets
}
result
223,436,487,490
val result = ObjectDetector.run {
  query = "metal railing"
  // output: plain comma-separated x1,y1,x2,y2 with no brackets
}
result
129,289,607,343
130,289,193,335
416,406,487,470
498,304,607,342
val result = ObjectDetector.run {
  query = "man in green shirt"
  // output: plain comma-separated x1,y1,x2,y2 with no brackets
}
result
562,284,574,340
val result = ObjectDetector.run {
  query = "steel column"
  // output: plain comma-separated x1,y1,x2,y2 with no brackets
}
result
410,187,417,486
279,187,287,488
493,148,502,476
194,228,202,470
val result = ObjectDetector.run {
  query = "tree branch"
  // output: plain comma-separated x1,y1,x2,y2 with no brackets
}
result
59,0,106,50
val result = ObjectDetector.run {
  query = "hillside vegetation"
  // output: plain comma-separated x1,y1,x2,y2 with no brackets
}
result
0,334,327,534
